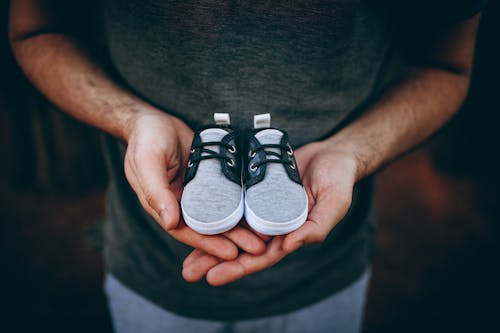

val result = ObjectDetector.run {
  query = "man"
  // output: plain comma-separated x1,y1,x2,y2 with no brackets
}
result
9,0,485,332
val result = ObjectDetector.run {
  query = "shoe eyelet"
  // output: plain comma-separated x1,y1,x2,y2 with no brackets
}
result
250,163,257,172
249,150,256,158
228,145,236,154
227,159,235,167
287,147,293,156
190,148,195,154
289,162,296,170
187,160,193,168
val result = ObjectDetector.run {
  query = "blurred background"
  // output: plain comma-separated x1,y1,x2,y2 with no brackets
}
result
1,2,499,332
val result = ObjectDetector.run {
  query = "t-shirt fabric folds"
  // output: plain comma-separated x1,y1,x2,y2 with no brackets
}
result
98,0,486,320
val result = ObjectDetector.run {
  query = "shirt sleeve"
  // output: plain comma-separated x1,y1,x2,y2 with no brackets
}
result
437,0,488,22
385,0,488,25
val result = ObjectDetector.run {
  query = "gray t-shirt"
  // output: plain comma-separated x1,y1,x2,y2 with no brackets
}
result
98,0,483,320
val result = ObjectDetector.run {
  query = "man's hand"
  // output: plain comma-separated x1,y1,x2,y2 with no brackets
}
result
8,0,266,262
181,13,482,284
182,140,358,285
9,0,480,285
123,109,266,261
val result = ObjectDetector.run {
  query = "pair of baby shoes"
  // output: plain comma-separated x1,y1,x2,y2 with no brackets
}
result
180,113,308,236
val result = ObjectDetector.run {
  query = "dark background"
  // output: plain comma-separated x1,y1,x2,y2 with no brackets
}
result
1,2,499,332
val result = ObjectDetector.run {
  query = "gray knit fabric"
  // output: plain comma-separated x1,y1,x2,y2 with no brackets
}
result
246,130,308,222
181,128,242,223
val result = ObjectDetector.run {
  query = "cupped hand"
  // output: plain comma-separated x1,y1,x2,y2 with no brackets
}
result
123,108,266,260
182,140,359,285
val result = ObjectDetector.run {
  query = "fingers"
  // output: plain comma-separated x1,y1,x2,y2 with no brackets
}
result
206,236,287,286
183,249,205,268
169,223,239,260
223,226,267,255
182,251,221,283
124,148,180,230
180,227,272,283
282,191,352,252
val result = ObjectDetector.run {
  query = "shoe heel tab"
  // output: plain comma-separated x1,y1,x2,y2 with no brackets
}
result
214,113,231,125
253,113,271,129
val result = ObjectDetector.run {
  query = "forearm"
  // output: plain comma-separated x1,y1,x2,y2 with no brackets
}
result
10,33,154,141
325,14,480,181
327,67,470,181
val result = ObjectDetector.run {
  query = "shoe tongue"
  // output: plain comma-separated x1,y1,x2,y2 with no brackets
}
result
255,129,283,159
200,128,229,154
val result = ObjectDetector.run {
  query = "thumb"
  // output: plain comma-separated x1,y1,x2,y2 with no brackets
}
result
131,150,181,230
282,190,352,252
153,188,180,230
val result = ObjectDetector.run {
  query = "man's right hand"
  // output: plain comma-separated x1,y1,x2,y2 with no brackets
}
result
123,109,266,260
8,0,265,267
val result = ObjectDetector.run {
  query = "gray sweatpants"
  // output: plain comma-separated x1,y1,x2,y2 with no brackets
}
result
105,270,370,333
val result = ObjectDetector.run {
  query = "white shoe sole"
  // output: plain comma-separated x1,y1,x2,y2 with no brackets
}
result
181,192,244,235
244,196,308,236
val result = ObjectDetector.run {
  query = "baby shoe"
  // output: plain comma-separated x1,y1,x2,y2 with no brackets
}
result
181,113,244,235
244,114,308,235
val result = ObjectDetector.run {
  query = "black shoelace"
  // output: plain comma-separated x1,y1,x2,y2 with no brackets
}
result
188,141,236,168
249,143,295,171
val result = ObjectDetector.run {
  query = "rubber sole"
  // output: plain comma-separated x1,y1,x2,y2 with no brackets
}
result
244,196,308,236
181,192,244,235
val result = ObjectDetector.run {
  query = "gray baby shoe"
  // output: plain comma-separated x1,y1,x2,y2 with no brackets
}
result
181,113,244,235
244,114,308,235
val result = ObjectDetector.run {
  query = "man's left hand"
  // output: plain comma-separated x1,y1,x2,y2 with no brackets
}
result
181,140,358,286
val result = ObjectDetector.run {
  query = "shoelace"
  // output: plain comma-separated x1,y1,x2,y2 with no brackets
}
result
249,143,295,171
188,141,236,168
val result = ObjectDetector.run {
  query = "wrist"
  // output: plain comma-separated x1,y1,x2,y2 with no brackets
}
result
121,105,173,143
320,135,367,182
